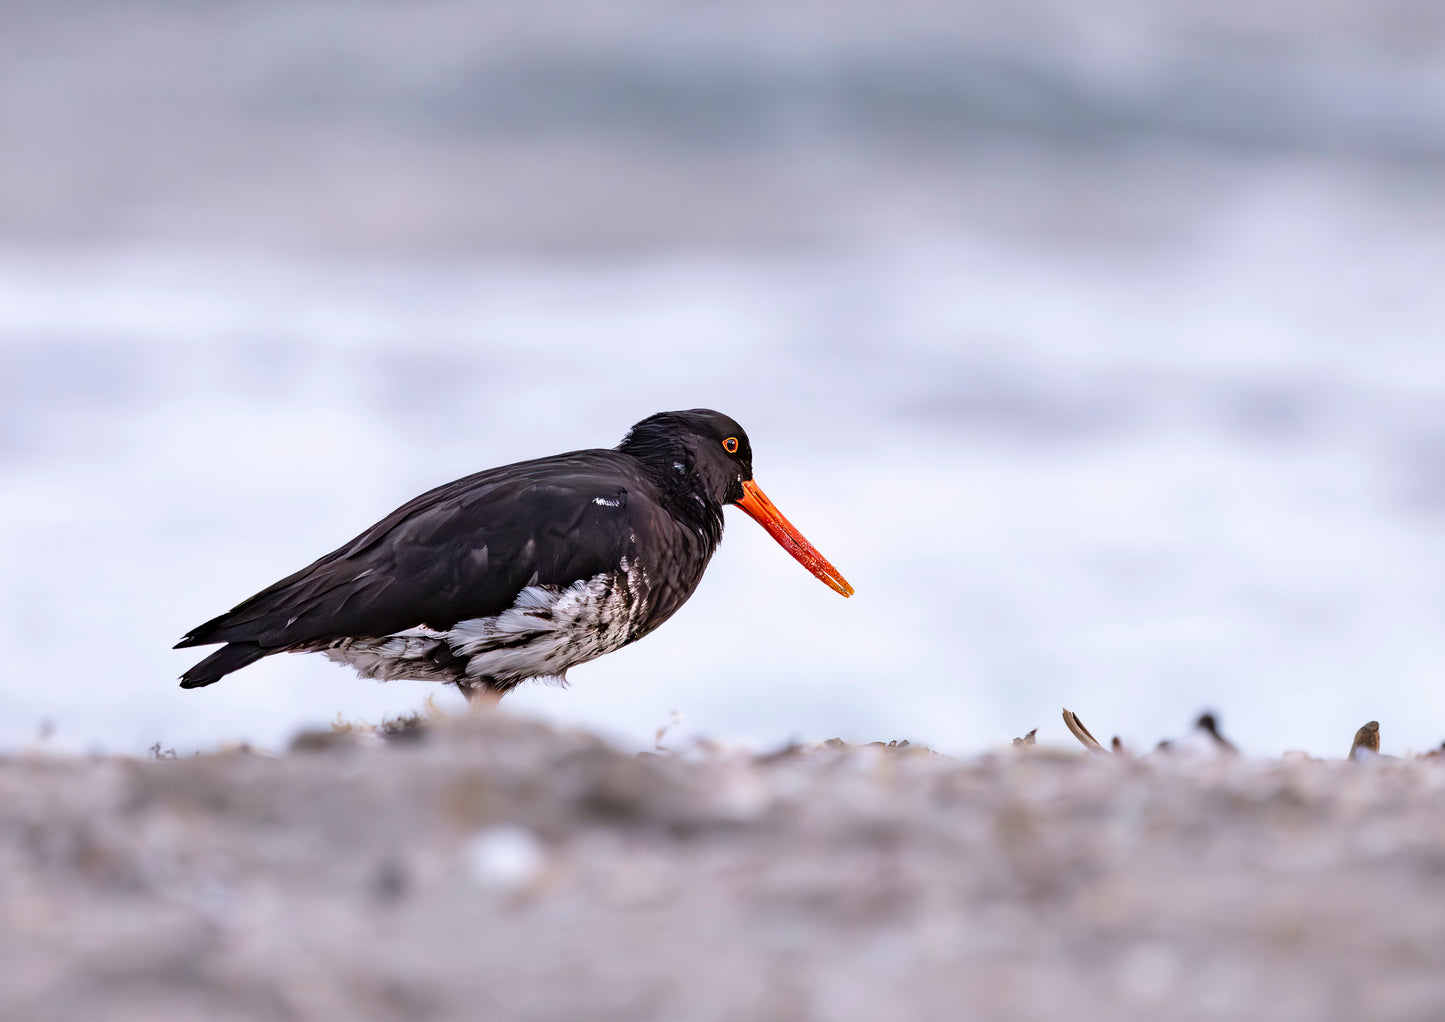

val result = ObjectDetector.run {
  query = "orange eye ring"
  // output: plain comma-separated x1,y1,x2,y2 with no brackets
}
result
722,437,739,454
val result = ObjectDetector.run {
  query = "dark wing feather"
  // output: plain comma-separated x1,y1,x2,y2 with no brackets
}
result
176,450,653,651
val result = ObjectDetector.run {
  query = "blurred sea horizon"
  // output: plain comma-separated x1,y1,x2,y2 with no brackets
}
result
3,0,1444,757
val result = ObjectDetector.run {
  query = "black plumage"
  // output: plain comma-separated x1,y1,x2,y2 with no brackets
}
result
176,409,852,699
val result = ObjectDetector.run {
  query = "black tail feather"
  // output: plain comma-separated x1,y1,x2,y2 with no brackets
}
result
179,642,269,689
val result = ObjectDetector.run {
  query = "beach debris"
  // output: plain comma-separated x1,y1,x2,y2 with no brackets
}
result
1153,712,1239,759
1195,713,1239,755
1063,709,1111,757
654,711,685,753
290,728,359,753
1349,721,1380,761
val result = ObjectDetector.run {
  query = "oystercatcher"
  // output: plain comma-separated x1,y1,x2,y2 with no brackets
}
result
176,409,852,700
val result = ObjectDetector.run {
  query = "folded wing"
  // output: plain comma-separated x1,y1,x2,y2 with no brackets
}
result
176,452,650,685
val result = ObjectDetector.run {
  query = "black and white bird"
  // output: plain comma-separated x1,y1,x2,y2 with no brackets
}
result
176,410,852,701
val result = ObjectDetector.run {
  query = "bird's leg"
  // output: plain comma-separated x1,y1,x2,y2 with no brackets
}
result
457,679,503,709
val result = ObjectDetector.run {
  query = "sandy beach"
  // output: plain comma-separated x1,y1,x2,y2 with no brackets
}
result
6,710,1445,1022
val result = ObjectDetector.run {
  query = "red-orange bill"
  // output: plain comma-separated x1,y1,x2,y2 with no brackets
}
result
734,479,854,597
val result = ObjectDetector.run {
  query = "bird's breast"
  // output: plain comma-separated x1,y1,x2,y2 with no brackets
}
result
624,511,718,637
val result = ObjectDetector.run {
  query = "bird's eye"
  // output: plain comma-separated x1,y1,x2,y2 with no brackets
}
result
722,437,739,454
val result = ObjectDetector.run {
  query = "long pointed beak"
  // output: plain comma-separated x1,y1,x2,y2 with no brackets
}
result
733,479,854,597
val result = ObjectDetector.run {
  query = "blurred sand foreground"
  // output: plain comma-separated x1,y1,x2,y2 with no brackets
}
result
4,711,1444,1022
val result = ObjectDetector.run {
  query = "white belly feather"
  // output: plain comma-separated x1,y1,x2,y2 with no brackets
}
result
319,559,648,689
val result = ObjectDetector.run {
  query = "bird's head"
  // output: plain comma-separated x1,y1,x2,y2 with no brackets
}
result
619,409,853,597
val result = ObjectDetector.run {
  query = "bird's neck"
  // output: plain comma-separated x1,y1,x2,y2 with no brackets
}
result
620,446,726,549
662,478,726,550
657,468,726,548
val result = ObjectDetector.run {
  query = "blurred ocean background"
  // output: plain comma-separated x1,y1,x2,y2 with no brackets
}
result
3,0,1445,757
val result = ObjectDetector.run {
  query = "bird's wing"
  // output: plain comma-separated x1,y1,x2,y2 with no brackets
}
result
176,452,657,650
